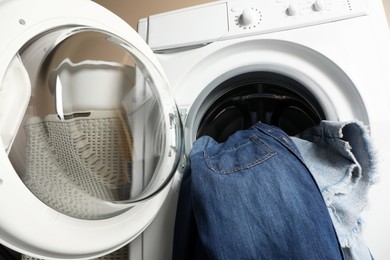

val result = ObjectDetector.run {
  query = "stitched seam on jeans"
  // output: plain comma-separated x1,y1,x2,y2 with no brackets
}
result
256,127,304,161
250,135,275,154
219,152,276,174
204,135,277,174
206,139,253,159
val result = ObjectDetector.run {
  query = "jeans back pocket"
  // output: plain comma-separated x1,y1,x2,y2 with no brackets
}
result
204,135,276,175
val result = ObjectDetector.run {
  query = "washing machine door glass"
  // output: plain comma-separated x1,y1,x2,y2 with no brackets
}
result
3,27,182,220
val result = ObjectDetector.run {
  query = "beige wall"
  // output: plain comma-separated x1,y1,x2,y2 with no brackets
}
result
384,0,390,26
95,0,212,29
95,0,390,29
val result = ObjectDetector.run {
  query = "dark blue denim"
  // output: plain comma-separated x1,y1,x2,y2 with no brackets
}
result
173,122,343,260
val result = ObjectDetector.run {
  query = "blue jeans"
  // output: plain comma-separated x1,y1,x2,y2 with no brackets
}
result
292,120,376,260
173,122,343,260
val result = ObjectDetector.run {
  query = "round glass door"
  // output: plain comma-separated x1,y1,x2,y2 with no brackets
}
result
6,27,182,220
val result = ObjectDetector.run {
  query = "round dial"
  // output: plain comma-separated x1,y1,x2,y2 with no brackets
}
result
239,8,260,26
286,4,299,16
313,0,327,11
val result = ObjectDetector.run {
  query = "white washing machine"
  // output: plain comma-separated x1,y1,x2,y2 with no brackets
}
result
137,0,390,259
0,0,389,260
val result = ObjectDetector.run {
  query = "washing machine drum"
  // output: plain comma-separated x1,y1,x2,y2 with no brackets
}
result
0,0,182,258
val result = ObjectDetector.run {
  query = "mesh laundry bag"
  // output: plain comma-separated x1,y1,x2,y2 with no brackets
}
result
21,110,132,259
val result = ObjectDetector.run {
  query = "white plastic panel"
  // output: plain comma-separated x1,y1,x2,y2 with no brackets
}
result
225,0,366,40
146,2,229,51
143,0,366,51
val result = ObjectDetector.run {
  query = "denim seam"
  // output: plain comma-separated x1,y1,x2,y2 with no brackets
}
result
204,135,277,175
256,127,304,161
205,139,253,158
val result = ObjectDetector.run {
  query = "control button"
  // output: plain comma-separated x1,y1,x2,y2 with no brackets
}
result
313,0,326,11
239,8,257,26
286,4,299,16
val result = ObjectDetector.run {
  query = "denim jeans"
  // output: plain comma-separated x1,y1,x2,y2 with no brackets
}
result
173,122,343,260
292,121,376,260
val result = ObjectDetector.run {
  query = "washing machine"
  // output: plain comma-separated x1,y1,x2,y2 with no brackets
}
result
137,0,390,259
0,0,389,259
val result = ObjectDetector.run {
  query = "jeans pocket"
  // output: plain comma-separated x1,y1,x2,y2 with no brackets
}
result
204,135,276,174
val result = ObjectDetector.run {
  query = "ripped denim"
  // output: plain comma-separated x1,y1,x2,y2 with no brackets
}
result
172,122,343,260
292,120,377,260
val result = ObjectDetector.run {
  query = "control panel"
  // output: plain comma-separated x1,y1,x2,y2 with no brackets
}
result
227,0,365,37
141,0,366,51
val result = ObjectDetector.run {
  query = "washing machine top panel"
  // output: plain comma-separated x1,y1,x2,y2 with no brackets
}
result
0,0,182,259
140,0,368,52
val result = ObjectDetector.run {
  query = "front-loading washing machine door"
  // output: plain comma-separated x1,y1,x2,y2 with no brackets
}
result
0,0,182,259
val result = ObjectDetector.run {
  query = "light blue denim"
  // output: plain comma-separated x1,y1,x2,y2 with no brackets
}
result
291,120,377,260
173,122,343,260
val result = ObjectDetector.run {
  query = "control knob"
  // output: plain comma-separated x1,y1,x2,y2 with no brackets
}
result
239,8,258,26
313,0,326,11
286,4,299,16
